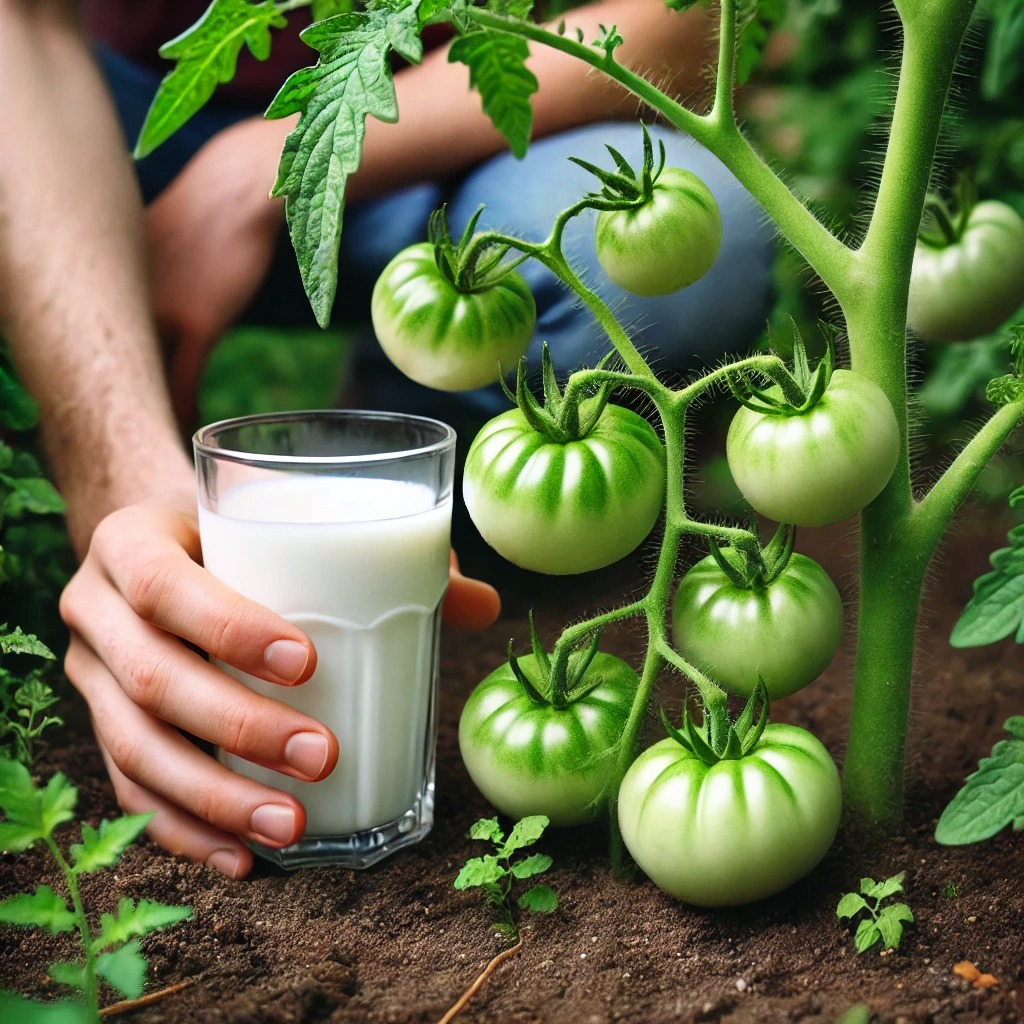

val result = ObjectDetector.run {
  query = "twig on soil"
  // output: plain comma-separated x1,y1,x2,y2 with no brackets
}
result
437,937,525,1024
99,979,194,1018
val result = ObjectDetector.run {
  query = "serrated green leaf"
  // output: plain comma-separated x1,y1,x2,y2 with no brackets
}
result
882,902,915,925
0,756,37,808
874,908,909,951
935,730,1024,844
70,814,153,875
510,853,552,879
0,992,91,1024
0,821,44,852
0,886,75,934
454,854,506,889
48,961,87,993
468,817,504,844
0,627,55,659
15,678,61,712
836,892,869,919
863,873,905,902
502,814,549,855
448,30,537,158
853,918,880,953
38,774,78,836
265,7,416,326
135,0,289,158
950,532,1024,646
0,476,65,517
96,940,147,1000
94,898,193,952
517,883,558,913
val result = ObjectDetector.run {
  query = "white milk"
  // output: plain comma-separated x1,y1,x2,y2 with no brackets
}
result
198,475,451,837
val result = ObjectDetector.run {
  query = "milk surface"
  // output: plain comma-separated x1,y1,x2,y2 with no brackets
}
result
198,475,451,836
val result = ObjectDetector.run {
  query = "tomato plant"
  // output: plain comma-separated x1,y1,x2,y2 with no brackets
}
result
459,633,636,827
909,199,1024,343
618,716,842,907
462,353,665,575
726,368,900,527
370,210,536,392
672,533,843,700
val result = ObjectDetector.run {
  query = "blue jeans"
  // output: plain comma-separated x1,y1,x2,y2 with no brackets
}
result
99,46,775,421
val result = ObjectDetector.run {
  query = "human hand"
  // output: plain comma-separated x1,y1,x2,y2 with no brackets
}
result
145,117,291,424
60,496,500,878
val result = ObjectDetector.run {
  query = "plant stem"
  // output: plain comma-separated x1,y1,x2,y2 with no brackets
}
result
841,0,976,825
47,837,99,1019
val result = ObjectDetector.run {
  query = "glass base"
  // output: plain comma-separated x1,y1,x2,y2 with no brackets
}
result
250,784,434,870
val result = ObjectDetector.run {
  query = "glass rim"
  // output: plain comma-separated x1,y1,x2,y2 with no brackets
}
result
192,409,456,468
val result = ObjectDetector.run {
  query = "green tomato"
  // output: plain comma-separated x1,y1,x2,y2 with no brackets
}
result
672,552,843,699
726,369,900,527
462,404,665,575
370,242,536,391
908,200,1024,343
617,724,842,906
594,168,723,296
459,652,637,826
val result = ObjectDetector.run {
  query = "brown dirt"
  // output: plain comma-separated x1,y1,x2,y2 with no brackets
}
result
2,515,1022,1024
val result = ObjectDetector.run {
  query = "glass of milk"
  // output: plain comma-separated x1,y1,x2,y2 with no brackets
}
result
193,410,455,869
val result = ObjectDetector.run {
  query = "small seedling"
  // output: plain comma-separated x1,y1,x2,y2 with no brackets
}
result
0,757,192,1023
1,625,62,766
837,872,914,954
453,815,558,941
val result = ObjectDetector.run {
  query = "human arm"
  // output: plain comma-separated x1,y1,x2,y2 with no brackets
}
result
148,0,713,416
0,0,498,877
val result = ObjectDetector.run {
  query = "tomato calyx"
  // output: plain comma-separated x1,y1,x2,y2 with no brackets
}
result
507,612,608,709
661,681,770,764
916,175,979,249
728,322,836,416
707,522,796,590
568,121,667,214
426,205,527,294
502,342,617,443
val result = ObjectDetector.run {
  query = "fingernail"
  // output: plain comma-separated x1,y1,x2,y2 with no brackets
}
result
250,803,297,844
284,732,330,779
264,639,309,683
206,848,242,879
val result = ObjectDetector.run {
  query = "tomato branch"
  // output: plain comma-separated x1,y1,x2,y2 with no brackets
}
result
463,9,855,300
709,0,737,130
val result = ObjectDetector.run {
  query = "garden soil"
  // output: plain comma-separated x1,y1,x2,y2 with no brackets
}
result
2,513,1022,1024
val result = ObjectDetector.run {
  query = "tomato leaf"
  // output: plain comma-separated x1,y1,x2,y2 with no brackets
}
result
0,627,55,659
134,0,289,158
468,817,505,844
266,5,420,327
0,886,75,934
0,363,39,431
70,814,153,876
93,898,193,953
935,718,1024,844
454,854,505,889
96,940,147,1000
517,883,558,913
447,29,538,159
860,872,904,902
502,814,549,856
509,853,552,879
835,892,868,920
0,992,91,1023
950,520,1024,647
853,918,880,953
48,961,88,993
874,903,913,951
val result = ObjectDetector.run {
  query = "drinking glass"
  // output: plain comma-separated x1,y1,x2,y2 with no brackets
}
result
193,410,455,869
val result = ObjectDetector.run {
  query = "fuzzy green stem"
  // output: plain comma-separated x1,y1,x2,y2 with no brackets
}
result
710,0,737,129
841,0,977,825
47,837,100,1020
465,8,854,299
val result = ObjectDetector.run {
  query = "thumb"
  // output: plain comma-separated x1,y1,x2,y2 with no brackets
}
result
443,550,501,630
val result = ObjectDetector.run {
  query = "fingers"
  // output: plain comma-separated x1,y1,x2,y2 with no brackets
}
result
74,641,310,858
443,549,501,630
63,574,337,780
82,504,317,685
96,735,255,879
